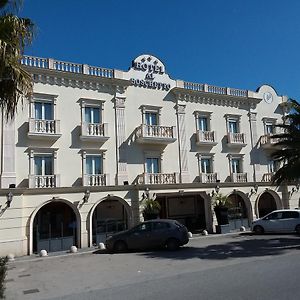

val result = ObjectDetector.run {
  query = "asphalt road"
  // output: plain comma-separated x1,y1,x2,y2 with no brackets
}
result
5,233,300,300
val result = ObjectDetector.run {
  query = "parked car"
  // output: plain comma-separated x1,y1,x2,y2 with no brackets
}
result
251,209,300,234
105,219,189,252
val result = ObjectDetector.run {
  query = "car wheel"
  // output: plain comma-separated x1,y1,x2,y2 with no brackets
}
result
166,238,180,251
295,225,300,234
113,240,128,253
253,225,264,234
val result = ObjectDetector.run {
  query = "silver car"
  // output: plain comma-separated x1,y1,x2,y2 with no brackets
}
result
105,219,189,252
252,209,300,234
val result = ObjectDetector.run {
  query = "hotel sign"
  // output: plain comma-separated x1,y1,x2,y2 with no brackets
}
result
130,55,171,91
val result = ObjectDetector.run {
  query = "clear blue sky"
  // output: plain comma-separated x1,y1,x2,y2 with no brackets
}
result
20,0,300,100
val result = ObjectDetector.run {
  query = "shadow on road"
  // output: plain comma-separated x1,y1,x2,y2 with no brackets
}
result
136,235,300,261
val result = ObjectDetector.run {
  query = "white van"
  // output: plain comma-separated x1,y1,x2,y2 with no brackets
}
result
252,209,300,234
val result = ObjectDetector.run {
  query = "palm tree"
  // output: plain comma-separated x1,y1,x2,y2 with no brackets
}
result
271,99,300,186
0,0,34,119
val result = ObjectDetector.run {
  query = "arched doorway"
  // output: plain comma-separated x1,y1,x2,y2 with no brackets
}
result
226,193,250,230
92,198,129,245
156,193,206,233
33,201,78,253
257,192,278,217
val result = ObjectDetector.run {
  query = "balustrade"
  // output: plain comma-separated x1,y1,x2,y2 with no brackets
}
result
29,175,56,188
227,132,246,144
139,173,178,185
231,173,247,183
84,174,107,186
262,173,274,182
136,124,175,139
260,134,280,146
201,173,218,183
197,130,216,143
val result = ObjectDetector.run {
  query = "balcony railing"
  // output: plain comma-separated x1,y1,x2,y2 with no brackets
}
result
29,175,59,188
182,81,248,98
260,134,281,149
83,174,108,186
231,173,247,183
21,55,114,78
135,124,176,144
200,173,218,183
138,173,179,185
80,122,109,141
28,118,61,139
262,173,275,182
227,132,246,146
196,130,217,145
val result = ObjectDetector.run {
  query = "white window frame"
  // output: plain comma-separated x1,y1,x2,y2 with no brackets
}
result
262,117,277,135
29,148,58,176
140,105,162,126
82,150,106,176
30,93,58,120
225,114,241,134
144,151,162,174
197,153,215,175
194,111,212,131
80,98,105,124
228,154,244,174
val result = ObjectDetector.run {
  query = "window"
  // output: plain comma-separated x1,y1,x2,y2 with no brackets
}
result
146,157,160,173
231,158,241,173
201,158,212,173
265,123,274,135
85,106,101,124
228,120,238,133
268,160,278,173
264,212,283,220
282,211,299,219
86,155,103,175
145,112,158,126
34,155,53,175
153,222,170,230
198,116,208,131
34,102,53,120
136,223,152,232
140,105,161,126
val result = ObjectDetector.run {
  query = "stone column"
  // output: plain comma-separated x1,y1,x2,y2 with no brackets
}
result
114,92,128,185
248,111,260,182
0,116,16,188
175,104,189,183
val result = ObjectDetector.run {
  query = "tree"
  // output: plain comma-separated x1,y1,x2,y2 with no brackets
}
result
271,99,300,186
0,0,34,119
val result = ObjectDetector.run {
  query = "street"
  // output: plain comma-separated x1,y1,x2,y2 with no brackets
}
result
5,233,300,300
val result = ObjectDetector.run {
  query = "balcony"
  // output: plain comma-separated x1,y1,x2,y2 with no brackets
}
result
29,174,60,188
231,173,247,183
83,174,108,186
196,130,217,146
200,173,218,183
135,124,176,144
260,134,281,150
28,118,61,140
227,132,246,147
262,172,275,182
138,173,179,185
80,122,109,142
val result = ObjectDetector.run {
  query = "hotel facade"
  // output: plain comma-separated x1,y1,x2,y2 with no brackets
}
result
0,54,298,256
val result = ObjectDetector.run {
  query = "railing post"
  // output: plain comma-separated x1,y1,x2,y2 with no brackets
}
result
48,58,54,69
83,64,89,75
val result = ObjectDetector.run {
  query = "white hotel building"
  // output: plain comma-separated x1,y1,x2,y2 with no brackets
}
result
0,54,298,256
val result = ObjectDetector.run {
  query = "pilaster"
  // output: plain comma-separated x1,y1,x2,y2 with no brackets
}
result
175,104,189,183
0,116,16,188
114,92,128,185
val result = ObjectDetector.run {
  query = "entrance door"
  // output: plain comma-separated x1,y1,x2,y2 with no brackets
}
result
92,199,128,245
258,192,277,217
227,194,249,230
33,202,77,253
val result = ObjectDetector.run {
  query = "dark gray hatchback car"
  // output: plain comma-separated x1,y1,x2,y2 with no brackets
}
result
105,219,189,252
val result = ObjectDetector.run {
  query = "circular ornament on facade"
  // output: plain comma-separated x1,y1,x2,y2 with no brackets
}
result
263,92,273,104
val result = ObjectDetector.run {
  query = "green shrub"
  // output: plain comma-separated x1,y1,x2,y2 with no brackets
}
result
0,257,8,299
